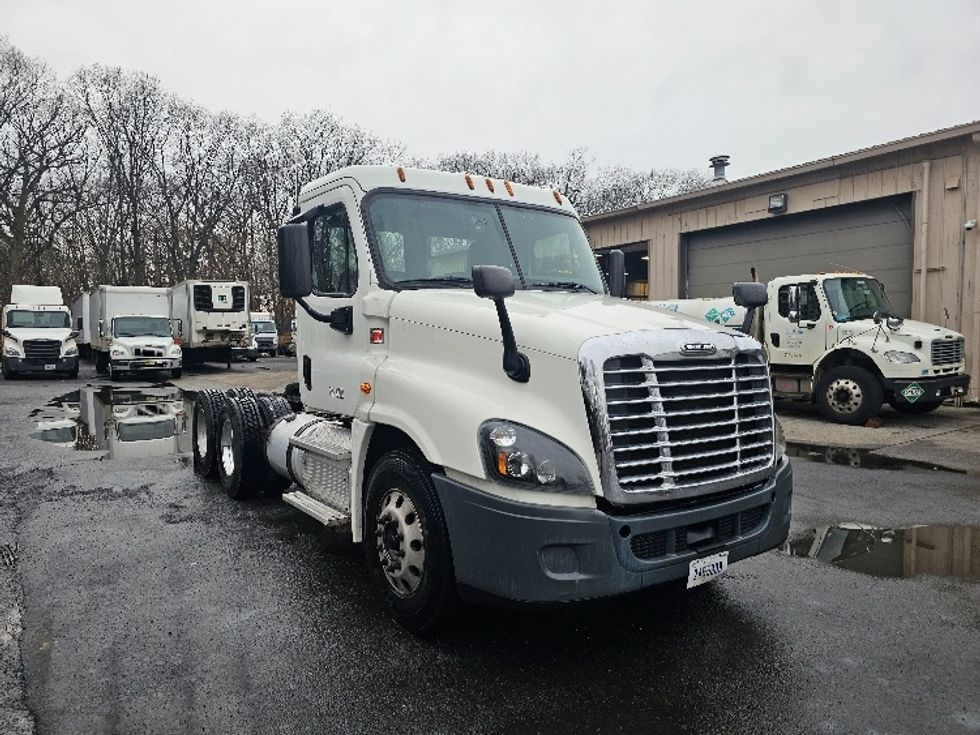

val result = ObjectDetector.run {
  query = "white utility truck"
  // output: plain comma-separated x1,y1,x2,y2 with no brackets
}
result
658,273,970,424
169,280,250,367
249,311,278,356
88,285,182,379
1,285,79,379
70,291,92,358
190,166,791,634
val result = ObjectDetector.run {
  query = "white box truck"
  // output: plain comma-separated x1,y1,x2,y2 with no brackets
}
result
249,311,278,356
1,285,79,379
88,286,182,379
655,273,970,424
70,292,92,358
169,280,250,367
190,166,792,635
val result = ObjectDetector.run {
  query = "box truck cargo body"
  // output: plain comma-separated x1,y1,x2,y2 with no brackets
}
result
169,280,250,366
70,292,92,357
88,286,181,379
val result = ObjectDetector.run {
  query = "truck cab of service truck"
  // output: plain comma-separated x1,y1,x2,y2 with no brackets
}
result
230,165,793,631
763,273,969,423
1,285,79,379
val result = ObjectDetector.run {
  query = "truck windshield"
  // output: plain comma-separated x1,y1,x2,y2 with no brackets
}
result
116,418,175,442
113,316,171,337
822,277,894,322
6,310,70,328
252,322,276,333
366,193,605,293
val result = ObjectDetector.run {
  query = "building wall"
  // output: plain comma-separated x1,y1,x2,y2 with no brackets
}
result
584,136,980,402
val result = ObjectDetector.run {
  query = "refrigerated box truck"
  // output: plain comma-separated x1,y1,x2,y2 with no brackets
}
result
169,280,250,367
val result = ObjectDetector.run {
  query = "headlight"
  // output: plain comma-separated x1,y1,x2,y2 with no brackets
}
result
3,345,19,357
480,420,593,494
169,345,182,355
883,350,920,363
64,346,78,356
110,347,126,357
774,417,786,463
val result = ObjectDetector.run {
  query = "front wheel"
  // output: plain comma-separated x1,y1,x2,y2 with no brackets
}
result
816,366,884,425
171,367,183,379
887,398,943,414
363,449,457,635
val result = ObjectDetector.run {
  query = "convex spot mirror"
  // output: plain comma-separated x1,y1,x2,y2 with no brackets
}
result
277,223,313,299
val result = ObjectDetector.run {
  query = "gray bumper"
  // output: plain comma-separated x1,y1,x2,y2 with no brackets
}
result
434,456,792,603
3,356,78,374
110,358,180,372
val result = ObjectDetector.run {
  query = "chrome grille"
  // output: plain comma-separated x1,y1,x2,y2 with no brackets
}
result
134,347,163,357
931,338,964,365
603,352,774,495
23,339,61,361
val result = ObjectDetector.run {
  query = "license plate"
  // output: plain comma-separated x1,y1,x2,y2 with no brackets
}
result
44,364,56,371
687,551,729,589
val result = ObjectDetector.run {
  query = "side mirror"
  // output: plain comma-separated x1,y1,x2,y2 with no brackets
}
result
98,318,105,337
733,281,769,335
472,265,530,383
607,250,626,298
277,223,313,299
69,330,79,340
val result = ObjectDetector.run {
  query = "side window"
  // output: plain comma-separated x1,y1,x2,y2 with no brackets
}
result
777,285,791,318
799,283,821,321
310,206,358,296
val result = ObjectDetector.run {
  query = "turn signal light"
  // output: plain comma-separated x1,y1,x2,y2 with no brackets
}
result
397,166,406,182
360,382,372,395
464,174,475,190
485,178,495,193
553,190,562,204
370,327,385,344
504,180,514,196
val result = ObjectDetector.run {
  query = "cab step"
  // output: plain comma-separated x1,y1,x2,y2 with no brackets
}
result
282,490,350,527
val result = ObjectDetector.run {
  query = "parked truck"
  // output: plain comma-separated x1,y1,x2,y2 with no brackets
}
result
1,285,79,379
190,166,791,634
657,273,970,424
249,311,278,356
70,291,92,358
169,280,250,367
88,285,182,379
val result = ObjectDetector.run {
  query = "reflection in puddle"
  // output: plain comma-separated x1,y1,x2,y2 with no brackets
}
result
31,385,191,458
784,524,978,581
787,442,970,475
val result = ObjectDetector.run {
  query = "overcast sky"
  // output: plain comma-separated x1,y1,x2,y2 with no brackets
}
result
3,0,979,179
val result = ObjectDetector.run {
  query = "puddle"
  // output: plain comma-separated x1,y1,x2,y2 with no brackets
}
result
784,524,979,581
31,384,191,459
786,442,969,475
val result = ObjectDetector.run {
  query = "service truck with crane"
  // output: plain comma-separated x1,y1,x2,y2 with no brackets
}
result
190,166,791,634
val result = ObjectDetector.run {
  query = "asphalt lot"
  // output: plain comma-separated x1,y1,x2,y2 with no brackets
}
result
0,359,978,735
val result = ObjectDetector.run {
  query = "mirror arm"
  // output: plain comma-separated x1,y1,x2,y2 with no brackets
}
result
491,298,530,383
295,297,353,335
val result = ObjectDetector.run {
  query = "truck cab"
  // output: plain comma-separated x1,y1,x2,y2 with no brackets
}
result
1,285,79,379
192,166,792,634
249,312,278,356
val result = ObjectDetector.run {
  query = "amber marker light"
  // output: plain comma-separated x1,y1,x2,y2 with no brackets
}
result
464,174,475,190
360,382,372,395
504,180,514,196
553,190,562,204
497,452,509,476
485,178,495,193
397,166,406,182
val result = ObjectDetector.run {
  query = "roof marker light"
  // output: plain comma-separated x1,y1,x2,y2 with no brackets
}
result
553,190,562,204
464,174,475,190
397,167,406,182
485,178,495,193
504,180,514,196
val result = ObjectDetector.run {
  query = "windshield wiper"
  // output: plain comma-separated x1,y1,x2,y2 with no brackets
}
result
527,281,598,294
397,276,473,289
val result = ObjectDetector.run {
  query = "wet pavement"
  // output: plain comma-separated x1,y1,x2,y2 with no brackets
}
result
1,359,979,734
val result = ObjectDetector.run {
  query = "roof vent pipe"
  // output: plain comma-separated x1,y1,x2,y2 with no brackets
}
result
709,155,730,183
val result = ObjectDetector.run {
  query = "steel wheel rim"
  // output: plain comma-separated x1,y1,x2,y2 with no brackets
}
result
195,403,209,459
375,488,426,597
827,378,863,414
219,417,235,477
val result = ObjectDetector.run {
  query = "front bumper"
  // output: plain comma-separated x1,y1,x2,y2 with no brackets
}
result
884,373,970,403
434,456,792,603
3,355,78,374
110,357,180,372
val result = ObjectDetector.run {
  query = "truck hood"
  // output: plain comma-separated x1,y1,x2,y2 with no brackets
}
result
5,327,73,342
389,291,740,359
113,336,175,349
834,318,965,349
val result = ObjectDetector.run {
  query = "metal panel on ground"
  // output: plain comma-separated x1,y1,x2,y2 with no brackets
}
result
684,196,914,316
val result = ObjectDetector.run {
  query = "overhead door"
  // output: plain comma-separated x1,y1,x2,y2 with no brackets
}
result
684,195,914,316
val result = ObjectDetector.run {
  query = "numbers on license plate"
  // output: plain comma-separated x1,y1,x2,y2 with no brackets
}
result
687,551,729,589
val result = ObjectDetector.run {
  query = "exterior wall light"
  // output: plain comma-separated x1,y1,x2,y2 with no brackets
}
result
768,193,788,214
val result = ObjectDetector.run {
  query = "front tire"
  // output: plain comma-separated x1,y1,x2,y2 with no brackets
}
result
364,449,457,635
171,367,183,379
887,398,943,414
816,366,883,425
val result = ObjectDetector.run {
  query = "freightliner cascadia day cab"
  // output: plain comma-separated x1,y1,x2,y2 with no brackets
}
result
249,311,278,356
656,273,970,424
191,166,792,634
1,285,79,379
168,280,251,367
88,285,182,379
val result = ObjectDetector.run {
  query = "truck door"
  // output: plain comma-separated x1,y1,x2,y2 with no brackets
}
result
297,186,370,417
767,281,825,364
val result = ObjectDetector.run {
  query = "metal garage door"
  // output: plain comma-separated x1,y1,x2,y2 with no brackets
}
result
685,195,914,316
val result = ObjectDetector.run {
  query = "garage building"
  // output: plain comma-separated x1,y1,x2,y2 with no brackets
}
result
583,121,980,402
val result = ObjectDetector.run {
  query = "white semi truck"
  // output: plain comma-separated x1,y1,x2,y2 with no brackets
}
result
656,273,970,424
249,311,278,356
190,166,791,634
1,285,79,379
169,280,251,367
88,285,182,379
